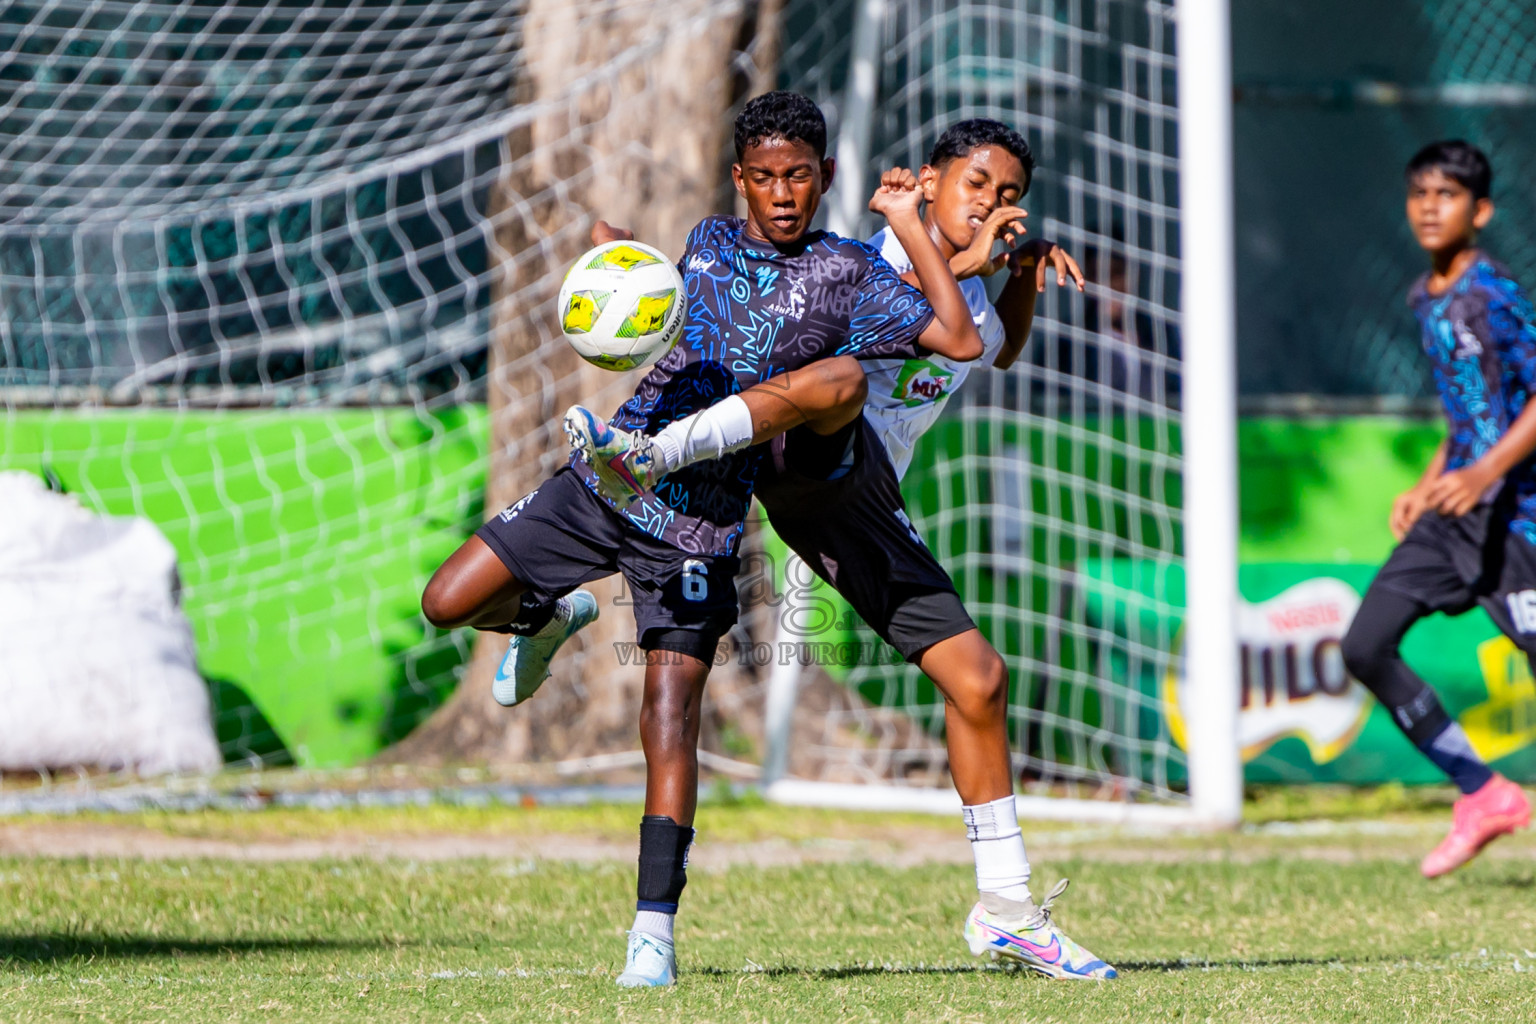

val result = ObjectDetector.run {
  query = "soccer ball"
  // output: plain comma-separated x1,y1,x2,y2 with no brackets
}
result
558,241,686,372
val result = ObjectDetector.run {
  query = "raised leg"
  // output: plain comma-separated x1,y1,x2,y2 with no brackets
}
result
420,535,529,630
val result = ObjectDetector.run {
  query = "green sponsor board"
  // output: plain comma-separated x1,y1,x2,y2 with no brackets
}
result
1080,560,1536,785
6,404,1529,782
1239,416,1445,564
1235,417,1535,781
0,408,487,767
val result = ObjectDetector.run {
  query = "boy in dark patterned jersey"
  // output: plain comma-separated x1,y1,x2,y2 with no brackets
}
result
568,209,937,557
1340,140,1533,877
569,120,1117,981
419,91,985,987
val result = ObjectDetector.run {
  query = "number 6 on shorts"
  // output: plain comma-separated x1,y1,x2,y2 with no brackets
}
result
681,559,708,602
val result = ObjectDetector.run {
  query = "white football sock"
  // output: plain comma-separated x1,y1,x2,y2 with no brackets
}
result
631,909,675,945
963,795,1032,903
650,394,755,473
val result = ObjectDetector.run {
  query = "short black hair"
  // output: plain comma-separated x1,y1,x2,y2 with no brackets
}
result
734,91,827,160
927,118,1035,193
1405,140,1492,201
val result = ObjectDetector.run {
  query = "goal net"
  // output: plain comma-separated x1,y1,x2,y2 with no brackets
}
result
1,0,1230,820
763,0,1206,822
0,0,771,774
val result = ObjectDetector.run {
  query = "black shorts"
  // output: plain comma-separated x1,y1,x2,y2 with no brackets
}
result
475,467,739,660
754,416,975,661
1369,503,1536,656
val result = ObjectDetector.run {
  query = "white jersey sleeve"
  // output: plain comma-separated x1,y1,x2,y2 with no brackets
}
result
857,228,1005,479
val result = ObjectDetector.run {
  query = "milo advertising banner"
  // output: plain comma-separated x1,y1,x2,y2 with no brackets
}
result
1082,560,1536,785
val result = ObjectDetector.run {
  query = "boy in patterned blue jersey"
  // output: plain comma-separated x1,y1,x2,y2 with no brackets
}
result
1340,140,1533,877
420,91,985,987
569,119,1117,981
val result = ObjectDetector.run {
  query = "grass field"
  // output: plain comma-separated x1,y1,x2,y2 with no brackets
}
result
1,791,1533,1023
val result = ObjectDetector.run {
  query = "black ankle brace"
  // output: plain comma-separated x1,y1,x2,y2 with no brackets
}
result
636,815,694,911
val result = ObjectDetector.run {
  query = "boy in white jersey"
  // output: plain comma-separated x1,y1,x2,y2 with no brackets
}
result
568,120,1107,980
860,141,1079,475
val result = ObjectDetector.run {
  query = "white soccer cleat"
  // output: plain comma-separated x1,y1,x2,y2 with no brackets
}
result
615,930,677,988
490,590,600,707
963,879,1117,980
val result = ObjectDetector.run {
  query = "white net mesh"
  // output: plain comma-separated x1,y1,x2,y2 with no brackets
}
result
1,0,1194,809
776,0,1189,804
0,0,768,772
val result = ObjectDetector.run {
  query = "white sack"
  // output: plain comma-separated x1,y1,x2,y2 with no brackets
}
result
0,470,221,774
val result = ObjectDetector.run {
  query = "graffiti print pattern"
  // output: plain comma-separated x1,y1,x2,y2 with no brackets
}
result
570,216,935,556
1412,256,1536,544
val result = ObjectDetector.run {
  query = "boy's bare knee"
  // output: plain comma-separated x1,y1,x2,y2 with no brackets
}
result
953,652,1009,722
639,703,698,761
421,576,467,630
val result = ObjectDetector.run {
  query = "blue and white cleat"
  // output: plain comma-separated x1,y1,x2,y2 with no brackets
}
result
490,590,599,707
964,879,1117,980
563,404,660,507
615,931,676,988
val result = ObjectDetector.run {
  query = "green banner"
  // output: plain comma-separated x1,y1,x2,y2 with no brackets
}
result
6,406,1530,783
1,408,487,767
1081,560,1536,785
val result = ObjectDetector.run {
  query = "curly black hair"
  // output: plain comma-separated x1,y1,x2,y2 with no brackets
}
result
734,91,828,160
1406,139,1491,201
927,118,1035,193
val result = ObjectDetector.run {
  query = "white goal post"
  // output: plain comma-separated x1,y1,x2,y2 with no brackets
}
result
1173,0,1244,828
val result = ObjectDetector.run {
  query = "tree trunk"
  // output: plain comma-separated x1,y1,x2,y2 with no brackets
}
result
386,0,767,766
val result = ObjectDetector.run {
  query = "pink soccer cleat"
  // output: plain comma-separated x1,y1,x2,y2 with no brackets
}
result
1421,774,1531,878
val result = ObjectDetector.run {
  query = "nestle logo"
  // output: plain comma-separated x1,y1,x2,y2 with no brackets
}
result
1266,602,1342,634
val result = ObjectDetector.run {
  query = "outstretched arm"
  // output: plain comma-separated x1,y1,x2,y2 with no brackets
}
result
894,208,1084,369
869,169,984,362
992,240,1084,369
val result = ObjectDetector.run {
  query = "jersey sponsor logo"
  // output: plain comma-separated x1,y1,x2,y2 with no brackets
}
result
891,359,955,407
1164,578,1370,764
762,276,808,321
687,252,716,274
